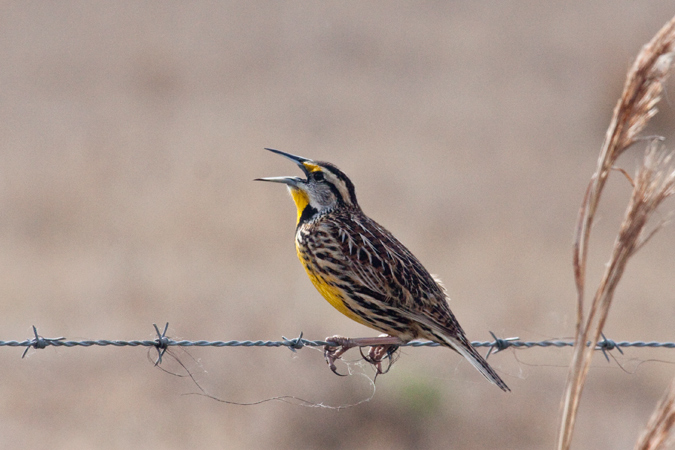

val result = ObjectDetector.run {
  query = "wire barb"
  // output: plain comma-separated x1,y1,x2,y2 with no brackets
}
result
597,333,624,362
486,332,520,359
21,326,65,358
281,332,305,352
153,323,171,365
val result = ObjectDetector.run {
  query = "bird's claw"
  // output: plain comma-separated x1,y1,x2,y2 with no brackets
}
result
324,336,354,376
360,344,400,376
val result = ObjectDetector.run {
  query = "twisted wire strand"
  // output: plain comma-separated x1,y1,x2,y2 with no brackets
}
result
5,324,675,359
5,339,675,349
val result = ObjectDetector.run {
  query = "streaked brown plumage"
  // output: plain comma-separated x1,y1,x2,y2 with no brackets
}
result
257,148,509,391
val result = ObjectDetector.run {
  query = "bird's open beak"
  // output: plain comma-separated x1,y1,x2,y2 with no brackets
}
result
254,148,313,185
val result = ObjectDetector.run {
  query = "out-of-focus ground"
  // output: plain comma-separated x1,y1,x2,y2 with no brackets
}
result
1,2,675,449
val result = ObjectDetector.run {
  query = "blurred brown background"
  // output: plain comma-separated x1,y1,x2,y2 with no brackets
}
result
1,2,675,449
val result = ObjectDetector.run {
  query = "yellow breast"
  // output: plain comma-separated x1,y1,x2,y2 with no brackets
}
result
295,242,375,329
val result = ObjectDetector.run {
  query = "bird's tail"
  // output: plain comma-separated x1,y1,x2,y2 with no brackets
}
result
440,334,510,392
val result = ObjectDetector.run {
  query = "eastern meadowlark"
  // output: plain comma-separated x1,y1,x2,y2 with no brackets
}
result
257,148,510,392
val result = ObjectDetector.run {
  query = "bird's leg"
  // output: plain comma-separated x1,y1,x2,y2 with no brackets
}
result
324,335,404,376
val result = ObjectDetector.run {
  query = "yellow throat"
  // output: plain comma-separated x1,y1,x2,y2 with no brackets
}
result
288,187,310,226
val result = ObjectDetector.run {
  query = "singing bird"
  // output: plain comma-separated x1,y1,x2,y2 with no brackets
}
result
256,148,509,391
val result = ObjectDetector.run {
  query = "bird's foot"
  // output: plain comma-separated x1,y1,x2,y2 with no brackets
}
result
324,335,356,376
360,342,400,377
324,334,404,377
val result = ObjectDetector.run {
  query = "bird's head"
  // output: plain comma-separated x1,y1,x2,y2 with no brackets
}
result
256,148,359,226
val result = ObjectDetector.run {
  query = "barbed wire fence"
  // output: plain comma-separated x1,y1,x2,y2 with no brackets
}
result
5,323,675,366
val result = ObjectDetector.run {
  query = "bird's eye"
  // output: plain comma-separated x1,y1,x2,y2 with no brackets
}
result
312,171,324,182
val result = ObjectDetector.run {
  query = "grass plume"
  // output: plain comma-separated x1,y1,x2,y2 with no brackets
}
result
558,15,675,450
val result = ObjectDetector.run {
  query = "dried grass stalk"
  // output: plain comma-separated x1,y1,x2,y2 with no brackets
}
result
558,15,675,450
635,379,675,450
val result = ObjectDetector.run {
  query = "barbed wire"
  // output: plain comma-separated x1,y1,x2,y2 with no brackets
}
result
3,324,675,364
